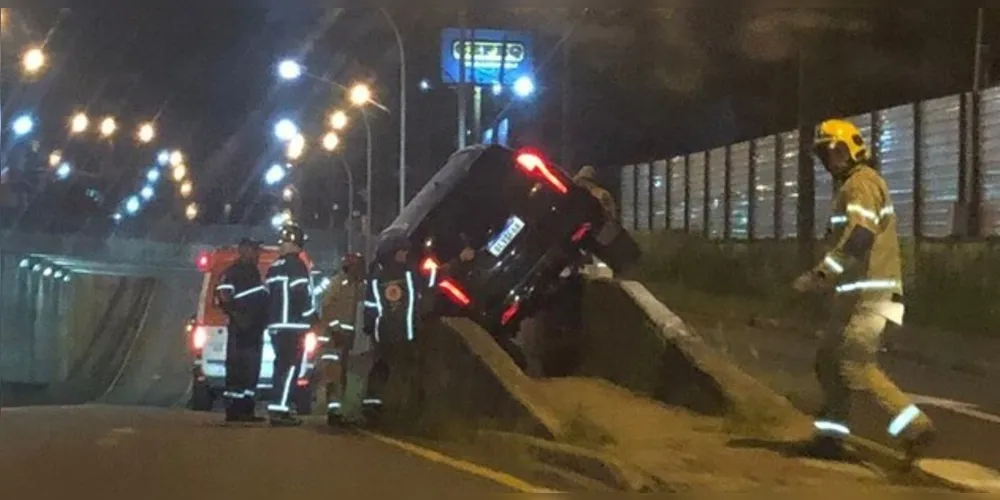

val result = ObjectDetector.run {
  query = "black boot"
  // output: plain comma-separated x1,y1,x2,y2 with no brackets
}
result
798,436,854,462
269,413,302,427
902,427,937,463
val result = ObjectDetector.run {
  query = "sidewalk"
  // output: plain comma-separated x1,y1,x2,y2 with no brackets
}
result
533,377,924,492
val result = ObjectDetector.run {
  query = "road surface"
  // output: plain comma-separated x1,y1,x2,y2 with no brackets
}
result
684,312,1000,471
0,405,516,497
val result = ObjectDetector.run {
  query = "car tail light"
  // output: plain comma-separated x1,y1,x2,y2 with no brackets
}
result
304,331,318,354
439,279,471,307
191,326,208,351
515,152,568,195
196,251,211,272
501,300,521,326
571,222,593,243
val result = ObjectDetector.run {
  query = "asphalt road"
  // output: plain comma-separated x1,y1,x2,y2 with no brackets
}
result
0,405,516,498
687,313,1000,471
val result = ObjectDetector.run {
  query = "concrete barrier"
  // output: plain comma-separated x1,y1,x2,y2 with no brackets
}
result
578,277,803,428
383,317,565,440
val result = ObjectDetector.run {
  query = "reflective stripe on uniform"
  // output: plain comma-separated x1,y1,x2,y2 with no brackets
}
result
371,279,384,342
216,284,235,292
267,322,311,330
846,203,881,224
405,271,416,341
290,278,309,288
888,404,923,437
234,285,267,299
814,420,851,436
835,279,900,294
822,255,845,275
223,391,246,399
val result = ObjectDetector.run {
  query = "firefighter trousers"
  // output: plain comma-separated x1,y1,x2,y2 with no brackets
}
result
367,340,421,418
224,331,263,417
268,329,305,416
814,304,933,440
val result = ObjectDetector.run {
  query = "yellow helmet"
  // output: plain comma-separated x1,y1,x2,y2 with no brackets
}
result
814,118,869,164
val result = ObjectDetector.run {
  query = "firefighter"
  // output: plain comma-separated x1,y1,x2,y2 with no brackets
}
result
215,238,269,422
361,231,477,419
574,165,617,222
793,118,936,461
318,252,366,425
264,223,318,426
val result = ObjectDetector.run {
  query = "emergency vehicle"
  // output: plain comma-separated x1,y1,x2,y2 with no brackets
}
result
187,245,323,413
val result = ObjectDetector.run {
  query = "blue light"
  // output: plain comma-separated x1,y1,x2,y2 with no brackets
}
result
271,212,289,229
125,196,141,215
513,76,535,98
419,79,432,92
140,186,154,200
147,168,160,183
274,119,298,142
55,162,72,180
157,150,170,166
264,164,286,185
492,82,503,96
12,114,34,136
278,60,303,81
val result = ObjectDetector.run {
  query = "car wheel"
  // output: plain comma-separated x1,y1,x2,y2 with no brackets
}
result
189,381,215,412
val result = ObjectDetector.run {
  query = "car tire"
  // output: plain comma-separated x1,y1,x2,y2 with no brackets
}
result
190,381,215,412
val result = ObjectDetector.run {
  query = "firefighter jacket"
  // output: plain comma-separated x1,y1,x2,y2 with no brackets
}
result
265,252,317,331
215,260,269,338
363,262,420,344
814,164,904,317
320,272,363,341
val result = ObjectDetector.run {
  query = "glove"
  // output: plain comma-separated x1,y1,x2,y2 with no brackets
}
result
792,270,826,293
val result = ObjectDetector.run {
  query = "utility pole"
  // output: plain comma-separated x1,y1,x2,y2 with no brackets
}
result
457,9,469,149
560,11,572,167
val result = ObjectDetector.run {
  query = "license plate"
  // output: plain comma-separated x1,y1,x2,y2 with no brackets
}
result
488,216,526,257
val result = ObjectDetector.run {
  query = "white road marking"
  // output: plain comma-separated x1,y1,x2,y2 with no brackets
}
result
908,394,1000,425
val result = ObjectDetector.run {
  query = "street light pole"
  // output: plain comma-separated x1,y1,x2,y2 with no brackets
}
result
340,157,355,254
362,110,373,261
379,8,407,215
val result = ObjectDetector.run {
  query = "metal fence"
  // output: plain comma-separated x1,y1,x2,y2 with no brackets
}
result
615,86,1000,240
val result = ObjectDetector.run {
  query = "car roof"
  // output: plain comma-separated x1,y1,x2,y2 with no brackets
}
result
381,144,505,241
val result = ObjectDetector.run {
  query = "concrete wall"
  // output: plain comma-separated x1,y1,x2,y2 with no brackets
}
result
628,231,1000,336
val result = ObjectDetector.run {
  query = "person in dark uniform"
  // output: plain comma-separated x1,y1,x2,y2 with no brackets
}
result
362,230,475,418
215,239,269,422
264,224,318,426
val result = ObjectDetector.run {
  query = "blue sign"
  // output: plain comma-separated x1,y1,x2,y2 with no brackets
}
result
482,118,511,146
441,28,533,87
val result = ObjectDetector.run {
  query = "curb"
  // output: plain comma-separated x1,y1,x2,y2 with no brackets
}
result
476,430,669,492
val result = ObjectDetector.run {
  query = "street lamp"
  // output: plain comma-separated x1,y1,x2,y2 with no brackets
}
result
12,114,34,136
264,164,286,185
169,150,184,168
185,203,199,221
70,113,89,134
286,133,306,161
282,186,295,202
179,180,193,198
137,123,155,143
146,168,160,183
277,60,303,81
125,196,141,215
172,163,187,182
329,110,348,130
55,162,72,180
99,117,117,138
274,119,298,142
157,150,170,166
513,76,536,98
22,47,46,74
140,186,154,200
322,131,340,152
349,83,373,107
48,150,62,168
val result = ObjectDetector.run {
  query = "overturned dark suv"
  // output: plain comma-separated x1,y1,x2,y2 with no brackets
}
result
375,144,640,339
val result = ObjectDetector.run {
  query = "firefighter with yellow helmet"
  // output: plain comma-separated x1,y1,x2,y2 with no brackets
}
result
792,118,936,461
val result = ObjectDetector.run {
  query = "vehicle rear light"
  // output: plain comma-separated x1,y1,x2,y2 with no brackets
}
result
571,222,593,243
515,152,568,195
191,326,208,351
196,251,211,272
501,300,521,326
304,331,318,354
296,378,309,387
439,279,471,307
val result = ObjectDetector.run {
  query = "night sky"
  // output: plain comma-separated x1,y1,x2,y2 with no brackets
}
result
1,7,996,237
